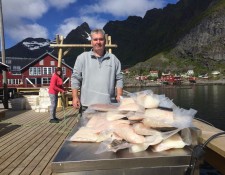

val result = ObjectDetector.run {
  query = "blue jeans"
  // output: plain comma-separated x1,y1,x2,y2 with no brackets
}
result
49,93,58,119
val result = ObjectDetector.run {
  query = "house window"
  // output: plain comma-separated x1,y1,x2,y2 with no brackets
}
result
6,60,12,64
50,61,55,66
62,67,66,75
37,67,41,75
12,66,21,71
12,72,21,75
43,67,53,75
7,79,22,85
39,60,44,65
53,67,66,75
42,77,51,85
29,67,42,75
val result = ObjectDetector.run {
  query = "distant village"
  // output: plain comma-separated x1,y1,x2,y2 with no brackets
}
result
0,52,224,91
122,68,223,86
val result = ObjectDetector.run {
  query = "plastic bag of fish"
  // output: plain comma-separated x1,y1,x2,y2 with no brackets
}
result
69,90,197,153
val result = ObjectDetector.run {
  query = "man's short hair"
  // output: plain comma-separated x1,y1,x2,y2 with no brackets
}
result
90,29,105,39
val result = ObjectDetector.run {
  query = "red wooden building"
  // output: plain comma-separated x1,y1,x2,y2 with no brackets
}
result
160,74,182,85
0,52,73,88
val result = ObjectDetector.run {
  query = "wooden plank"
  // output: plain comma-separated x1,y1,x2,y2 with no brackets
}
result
0,111,50,150
26,118,78,175
0,122,57,173
16,88,40,93
193,119,225,158
0,109,7,119
10,117,77,175
193,119,225,175
0,108,78,174
204,147,225,175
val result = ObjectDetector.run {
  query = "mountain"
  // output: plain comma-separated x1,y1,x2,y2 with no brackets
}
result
104,0,219,67
52,22,91,67
170,0,225,71
4,38,53,58
2,0,225,73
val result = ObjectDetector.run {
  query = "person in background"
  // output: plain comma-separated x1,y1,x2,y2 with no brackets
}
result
71,29,123,113
48,67,65,123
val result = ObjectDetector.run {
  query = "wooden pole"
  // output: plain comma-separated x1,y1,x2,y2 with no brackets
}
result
108,36,112,54
0,0,8,109
55,35,64,110
57,35,64,67
50,43,117,48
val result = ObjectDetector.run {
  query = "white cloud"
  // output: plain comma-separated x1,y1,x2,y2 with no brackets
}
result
1,0,179,48
2,0,77,44
2,0,49,43
3,0,48,20
7,24,48,41
80,16,107,29
47,0,77,10
80,0,165,18
55,18,81,37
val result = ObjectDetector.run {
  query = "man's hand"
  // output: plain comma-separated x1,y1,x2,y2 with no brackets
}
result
72,97,81,109
116,87,123,103
116,95,121,103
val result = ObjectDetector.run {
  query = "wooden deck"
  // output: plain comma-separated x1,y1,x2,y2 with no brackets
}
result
0,107,79,175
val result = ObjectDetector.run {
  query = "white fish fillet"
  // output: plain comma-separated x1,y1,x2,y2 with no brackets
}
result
129,134,163,153
127,112,145,121
143,108,174,129
86,115,108,129
118,103,142,112
69,127,99,142
145,108,173,119
97,131,123,142
133,123,161,135
113,123,145,144
151,133,186,152
89,103,118,112
129,143,150,153
87,115,130,133
136,93,160,108
120,97,135,105
142,117,173,129
106,111,126,121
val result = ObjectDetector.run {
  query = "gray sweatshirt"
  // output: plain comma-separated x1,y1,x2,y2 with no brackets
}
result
71,50,123,106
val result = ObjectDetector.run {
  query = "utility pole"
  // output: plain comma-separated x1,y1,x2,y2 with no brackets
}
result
0,0,8,109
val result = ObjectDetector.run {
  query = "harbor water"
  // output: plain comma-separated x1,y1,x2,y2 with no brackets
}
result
125,84,225,131
125,84,225,175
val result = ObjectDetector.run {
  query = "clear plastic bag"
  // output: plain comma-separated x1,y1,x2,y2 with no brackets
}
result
172,107,197,129
118,96,145,113
95,138,131,154
129,90,160,109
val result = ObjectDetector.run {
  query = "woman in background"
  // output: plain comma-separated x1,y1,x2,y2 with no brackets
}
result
48,67,65,123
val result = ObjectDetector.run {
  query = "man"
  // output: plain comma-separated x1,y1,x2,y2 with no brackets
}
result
48,67,65,123
71,29,123,113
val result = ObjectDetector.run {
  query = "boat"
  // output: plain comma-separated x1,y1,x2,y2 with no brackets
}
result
189,76,197,83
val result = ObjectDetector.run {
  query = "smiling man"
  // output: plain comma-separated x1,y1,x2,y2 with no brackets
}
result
71,29,123,114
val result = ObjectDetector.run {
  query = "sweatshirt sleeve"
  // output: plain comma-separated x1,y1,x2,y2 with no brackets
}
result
71,55,83,89
115,58,124,88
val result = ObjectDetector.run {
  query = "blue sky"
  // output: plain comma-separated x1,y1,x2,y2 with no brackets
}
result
1,0,179,49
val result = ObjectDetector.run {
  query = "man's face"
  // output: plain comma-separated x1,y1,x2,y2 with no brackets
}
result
91,33,105,52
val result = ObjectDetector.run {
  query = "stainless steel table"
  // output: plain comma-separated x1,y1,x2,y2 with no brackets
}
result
52,120,199,175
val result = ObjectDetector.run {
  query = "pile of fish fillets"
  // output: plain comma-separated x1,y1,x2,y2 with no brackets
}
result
69,90,197,153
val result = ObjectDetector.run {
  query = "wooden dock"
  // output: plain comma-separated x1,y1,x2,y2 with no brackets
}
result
0,107,79,175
